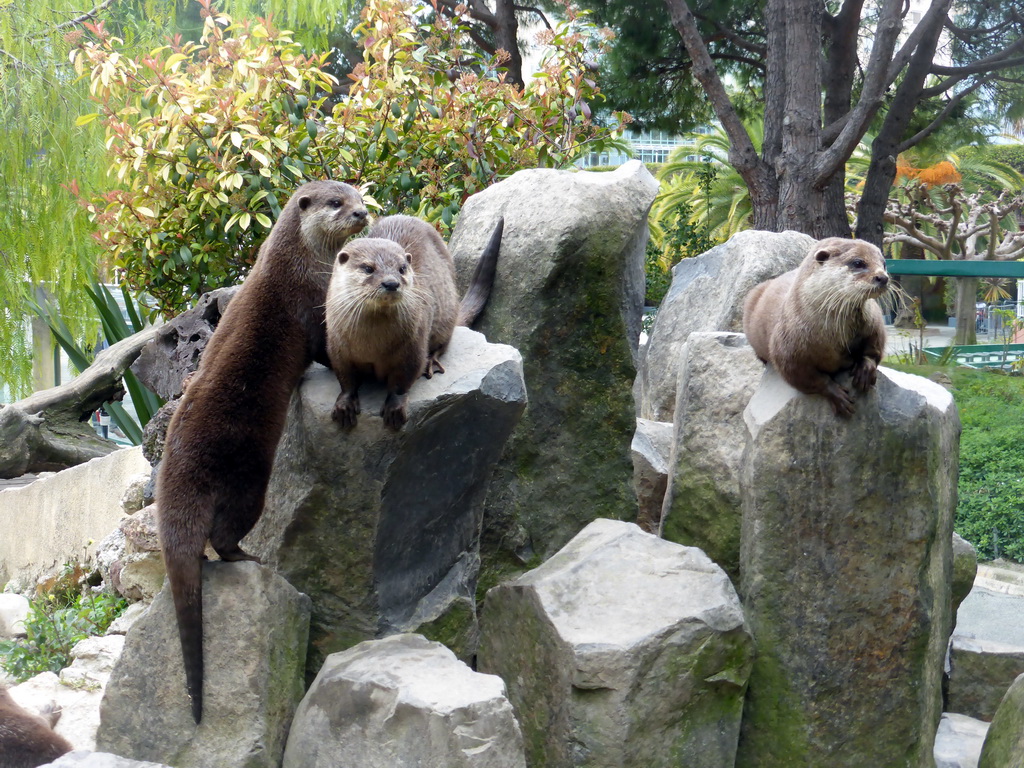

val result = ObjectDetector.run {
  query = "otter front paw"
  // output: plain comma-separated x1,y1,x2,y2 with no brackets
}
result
381,392,408,429
851,357,878,392
825,380,856,418
332,392,360,428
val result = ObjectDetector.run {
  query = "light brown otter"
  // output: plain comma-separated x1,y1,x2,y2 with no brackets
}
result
156,180,367,723
325,214,503,429
0,684,73,768
742,237,889,417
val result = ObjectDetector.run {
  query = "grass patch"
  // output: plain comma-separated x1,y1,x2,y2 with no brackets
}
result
887,364,1024,562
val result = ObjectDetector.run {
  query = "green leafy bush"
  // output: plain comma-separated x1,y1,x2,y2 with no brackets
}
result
75,0,628,316
0,584,127,683
952,369,1024,561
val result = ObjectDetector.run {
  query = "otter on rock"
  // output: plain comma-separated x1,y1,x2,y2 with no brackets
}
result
0,684,73,768
325,214,504,429
742,237,889,417
157,180,367,723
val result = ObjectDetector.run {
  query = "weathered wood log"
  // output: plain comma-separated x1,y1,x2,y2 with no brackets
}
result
0,324,163,478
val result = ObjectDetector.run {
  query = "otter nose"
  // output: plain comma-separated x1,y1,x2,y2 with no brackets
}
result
381,279,400,291
353,209,368,221
874,273,889,288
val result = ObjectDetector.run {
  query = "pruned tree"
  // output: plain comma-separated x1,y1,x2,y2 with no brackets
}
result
576,0,1024,240
433,0,557,88
875,183,1024,344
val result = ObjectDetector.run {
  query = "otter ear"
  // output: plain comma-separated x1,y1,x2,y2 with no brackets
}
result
298,195,312,211
404,253,413,265
814,248,833,264
337,251,349,265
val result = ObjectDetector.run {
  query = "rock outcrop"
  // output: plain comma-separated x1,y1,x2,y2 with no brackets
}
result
736,366,959,767
479,519,752,768
638,230,813,421
242,327,525,672
97,562,310,768
630,418,672,533
659,332,761,581
282,634,525,768
978,673,1024,767
449,161,658,570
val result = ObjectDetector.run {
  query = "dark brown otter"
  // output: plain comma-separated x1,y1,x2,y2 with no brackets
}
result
0,684,73,768
325,215,503,429
156,180,367,723
742,237,889,417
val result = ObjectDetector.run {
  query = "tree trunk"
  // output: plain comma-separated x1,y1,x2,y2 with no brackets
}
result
494,0,524,89
954,277,979,346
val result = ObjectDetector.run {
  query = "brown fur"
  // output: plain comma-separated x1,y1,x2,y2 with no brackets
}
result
156,180,367,723
0,685,72,768
742,237,889,417
326,215,503,429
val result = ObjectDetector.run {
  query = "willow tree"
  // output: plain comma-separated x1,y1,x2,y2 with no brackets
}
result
0,4,112,395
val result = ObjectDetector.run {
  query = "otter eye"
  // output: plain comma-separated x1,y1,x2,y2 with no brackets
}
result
329,199,343,209
851,259,867,270
399,265,407,275
361,264,375,274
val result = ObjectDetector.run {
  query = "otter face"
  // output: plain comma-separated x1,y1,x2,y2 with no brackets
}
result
297,181,369,256
810,238,890,299
335,240,414,308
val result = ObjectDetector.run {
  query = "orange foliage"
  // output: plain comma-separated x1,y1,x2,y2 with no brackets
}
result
916,161,962,186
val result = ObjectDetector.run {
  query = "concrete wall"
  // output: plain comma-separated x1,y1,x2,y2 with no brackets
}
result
0,447,151,591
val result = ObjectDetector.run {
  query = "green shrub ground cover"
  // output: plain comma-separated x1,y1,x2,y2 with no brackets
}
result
888,364,1024,562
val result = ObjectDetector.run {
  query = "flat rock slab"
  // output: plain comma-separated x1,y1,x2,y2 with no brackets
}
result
283,634,525,768
934,713,989,768
480,518,752,768
97,562,311,768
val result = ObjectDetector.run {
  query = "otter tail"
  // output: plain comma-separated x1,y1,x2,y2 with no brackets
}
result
458,217,504,326
168,552,204,723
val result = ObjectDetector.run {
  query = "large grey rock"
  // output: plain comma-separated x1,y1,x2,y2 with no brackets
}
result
660,332,761,580
449,162,658,569
479,518,753,768
0,592,30,636
935,713,989,768
43,753,172,767
737,367,959,767
949,637,1024,721
953,533,979,628
96,562,310,768
282,634,525,768
639,230,812,421
244,327,525,673
630,418,672,533
979,673,1024,767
